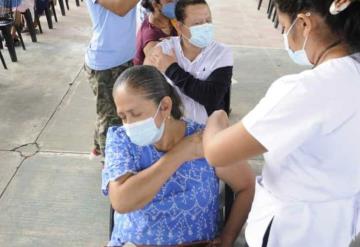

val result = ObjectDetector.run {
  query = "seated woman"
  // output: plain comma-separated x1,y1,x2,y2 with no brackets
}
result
133,0,178,65
102,65,255,246
146,0,232,124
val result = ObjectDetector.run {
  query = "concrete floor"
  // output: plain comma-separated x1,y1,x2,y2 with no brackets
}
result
0,0,303,246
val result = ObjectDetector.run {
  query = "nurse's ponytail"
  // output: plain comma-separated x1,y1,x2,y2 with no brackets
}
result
275,0,360,52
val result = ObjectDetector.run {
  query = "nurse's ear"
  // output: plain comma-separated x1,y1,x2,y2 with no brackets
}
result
297,12,313,39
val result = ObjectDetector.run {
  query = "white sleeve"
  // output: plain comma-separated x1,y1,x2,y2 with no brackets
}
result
158,39,173,55
242,76,323,160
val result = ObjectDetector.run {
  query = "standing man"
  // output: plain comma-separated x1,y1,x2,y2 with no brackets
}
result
84,0,140,160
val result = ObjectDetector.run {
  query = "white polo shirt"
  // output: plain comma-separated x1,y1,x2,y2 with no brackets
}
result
243,54,360,247
159,37,233,124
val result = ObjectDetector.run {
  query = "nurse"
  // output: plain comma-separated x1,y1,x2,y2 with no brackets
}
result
202,0,360,246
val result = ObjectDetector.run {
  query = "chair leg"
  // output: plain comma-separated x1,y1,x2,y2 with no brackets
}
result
58,0,66,16
268,3,275,19
0,50,7,69
1,26,17,62
23,9,37,42
15,26,26,50
50,1,58,23
274,15,280,29
35,14,43,33
44,5,54,29
272,8,277,22
224,185,234,222
75,0,80,7
257,0,263,10
267,0,273,14
65,0,70,10
109,206,114,240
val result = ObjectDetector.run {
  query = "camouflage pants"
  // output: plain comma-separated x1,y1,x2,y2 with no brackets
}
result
84,61,132,157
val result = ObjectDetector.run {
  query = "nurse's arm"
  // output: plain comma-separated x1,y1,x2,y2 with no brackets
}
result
203,110,266,167
215,161,255,246
96,0,139,16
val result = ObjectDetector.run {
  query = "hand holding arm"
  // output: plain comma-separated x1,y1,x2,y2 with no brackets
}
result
109,132,204,213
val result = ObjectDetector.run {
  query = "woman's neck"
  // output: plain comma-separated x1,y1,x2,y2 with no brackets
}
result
315,43,350,66
181,38,202,62
154,119,186,152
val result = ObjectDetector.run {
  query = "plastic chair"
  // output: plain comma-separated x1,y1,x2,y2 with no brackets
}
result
0,18,17,62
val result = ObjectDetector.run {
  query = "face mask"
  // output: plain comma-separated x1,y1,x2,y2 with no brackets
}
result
161,2,176,19
184,23,214,48
123,104,165,146
283,17,312,66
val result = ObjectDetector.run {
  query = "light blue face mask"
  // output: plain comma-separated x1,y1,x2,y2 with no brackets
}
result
185,23,214,48
161,2,176,19
283,15,312,66
123,104,165,146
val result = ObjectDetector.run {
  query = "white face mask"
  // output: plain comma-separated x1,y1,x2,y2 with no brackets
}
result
183,23,214,48
123,104,165,146
283,16,312,66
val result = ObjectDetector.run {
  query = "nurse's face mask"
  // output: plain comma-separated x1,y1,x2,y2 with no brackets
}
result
283,13,312,66
123,103,166,146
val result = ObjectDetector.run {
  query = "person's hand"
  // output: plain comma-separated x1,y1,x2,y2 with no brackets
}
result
146,47,177,73
170,131,204,162
206,110,230,130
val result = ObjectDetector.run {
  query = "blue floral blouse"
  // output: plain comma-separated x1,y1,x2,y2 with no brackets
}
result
102,120,220,246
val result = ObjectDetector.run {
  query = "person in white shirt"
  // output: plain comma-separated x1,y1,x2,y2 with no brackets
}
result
146,0,233,124
202,0,360,246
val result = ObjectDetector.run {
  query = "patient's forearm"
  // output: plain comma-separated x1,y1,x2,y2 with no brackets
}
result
220,186,255,245
109,153,184,213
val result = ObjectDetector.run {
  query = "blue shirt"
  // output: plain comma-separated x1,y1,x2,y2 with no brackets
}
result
85,0,136,70
102,120,220,246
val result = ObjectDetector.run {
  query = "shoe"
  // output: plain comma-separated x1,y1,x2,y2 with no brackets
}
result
89,148,102,161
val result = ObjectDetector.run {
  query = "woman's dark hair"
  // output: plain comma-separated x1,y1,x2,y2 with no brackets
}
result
175,0,208,22
141,0,160,12
113,65,183,120
275,0,360,52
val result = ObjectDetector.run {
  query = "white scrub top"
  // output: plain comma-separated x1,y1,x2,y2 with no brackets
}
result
159,37,233,124
242,54,360,247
